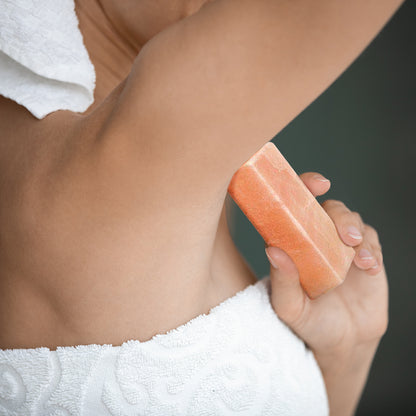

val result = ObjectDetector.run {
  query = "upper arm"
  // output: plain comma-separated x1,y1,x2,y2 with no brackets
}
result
101,0,403,197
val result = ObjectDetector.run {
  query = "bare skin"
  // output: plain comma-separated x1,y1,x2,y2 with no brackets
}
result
0,94,258,349
0,0,257,351
0,1,402,414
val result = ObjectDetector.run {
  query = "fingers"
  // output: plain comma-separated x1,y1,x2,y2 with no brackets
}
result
299,172,331,197
321,199,365,246
354,224,384,275
265,246,309,328
321,199,384,275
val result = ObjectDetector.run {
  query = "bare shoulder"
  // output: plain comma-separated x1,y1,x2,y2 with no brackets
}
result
0,96,82,200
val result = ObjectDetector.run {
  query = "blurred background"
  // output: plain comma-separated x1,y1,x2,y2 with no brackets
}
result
227,1,415,415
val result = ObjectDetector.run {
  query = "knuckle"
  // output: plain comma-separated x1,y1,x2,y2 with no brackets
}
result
371,240,383,255
321,199,334,209
350,211,363,224
339,210,354,223
364,224,382,248
321,199,346,212
364,223,376,234
322,198,339,207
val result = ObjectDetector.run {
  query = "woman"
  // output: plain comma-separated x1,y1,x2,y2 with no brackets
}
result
0,0,403,414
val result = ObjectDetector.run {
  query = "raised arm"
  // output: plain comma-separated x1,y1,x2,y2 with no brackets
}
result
102,0,403,197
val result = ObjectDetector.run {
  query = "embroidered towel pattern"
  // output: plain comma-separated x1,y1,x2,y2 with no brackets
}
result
0,277,329,416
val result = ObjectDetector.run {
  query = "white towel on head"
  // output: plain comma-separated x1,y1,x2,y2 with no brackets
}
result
0,276,329,415
0,0,95,119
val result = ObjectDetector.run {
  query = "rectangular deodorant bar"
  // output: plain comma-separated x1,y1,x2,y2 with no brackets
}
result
228,142,355,299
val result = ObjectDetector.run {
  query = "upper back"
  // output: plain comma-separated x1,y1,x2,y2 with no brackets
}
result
0,91,238,349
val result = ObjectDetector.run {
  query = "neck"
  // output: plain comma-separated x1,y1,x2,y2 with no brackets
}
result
75,1,138,114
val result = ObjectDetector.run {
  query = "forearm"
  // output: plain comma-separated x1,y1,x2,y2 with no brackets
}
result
314,340,381,416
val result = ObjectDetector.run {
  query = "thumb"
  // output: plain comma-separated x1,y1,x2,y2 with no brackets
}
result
265,246,308,327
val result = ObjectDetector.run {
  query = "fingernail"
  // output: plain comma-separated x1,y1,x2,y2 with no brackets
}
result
313,174,329,182
265,247,278,269
347,226,362,240
359,248,373,260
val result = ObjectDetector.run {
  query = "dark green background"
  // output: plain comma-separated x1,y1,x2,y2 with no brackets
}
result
228,1,415,414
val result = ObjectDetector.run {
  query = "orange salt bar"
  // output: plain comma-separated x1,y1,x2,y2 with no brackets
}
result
228,142,355,299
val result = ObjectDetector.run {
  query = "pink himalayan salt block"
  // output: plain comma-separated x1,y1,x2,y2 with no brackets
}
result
228,142,355,299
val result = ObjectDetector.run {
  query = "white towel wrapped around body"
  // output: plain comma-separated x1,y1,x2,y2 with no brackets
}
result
0,276,329,416
0,0,95,119
0,4,329,414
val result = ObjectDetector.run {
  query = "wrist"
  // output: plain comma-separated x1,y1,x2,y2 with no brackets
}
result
313,338,380,377
313,339,382,416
